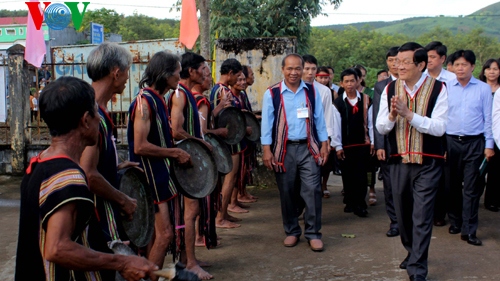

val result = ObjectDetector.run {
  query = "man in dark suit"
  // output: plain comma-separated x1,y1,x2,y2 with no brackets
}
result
373,46,400,237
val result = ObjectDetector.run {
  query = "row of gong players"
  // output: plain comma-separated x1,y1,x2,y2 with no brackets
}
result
125,52,260,280
16,44,248,280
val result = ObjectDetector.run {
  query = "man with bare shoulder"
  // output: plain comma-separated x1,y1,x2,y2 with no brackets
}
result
166,51,213,280
15,76,157,281
79,44,139,278
127,52,191,277
192,64,228,249
209,58,244,228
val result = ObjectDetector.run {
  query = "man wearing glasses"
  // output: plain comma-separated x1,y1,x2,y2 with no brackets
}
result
376,42,448,281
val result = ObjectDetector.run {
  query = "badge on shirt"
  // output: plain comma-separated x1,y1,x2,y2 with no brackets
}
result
297,107,309,118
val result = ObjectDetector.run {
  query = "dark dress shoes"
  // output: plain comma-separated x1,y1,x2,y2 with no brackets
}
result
461,234,482,246
353,208,368,217
448,225,461,234
485,204,499,212
433,218,446,226
344,205,353,213
409,274,427,281
386,228,399,237
399,253,410,269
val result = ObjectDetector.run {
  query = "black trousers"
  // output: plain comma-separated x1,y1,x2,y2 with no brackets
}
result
445,135,485,236
380,160,398,228
484,145,500,207
275,143,322,240
433,174,447,221
340,145,369,210
390,159,442,278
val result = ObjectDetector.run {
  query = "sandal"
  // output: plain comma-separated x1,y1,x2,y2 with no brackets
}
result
323,190,330,198
368,192,377,206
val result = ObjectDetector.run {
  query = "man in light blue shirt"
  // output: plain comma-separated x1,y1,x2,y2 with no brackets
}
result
445,50,495,246
261,53,329,252
423,41,455,228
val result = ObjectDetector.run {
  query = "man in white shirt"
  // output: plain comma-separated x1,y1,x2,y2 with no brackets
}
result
373,46,400,237
331,68,374,217
493,88,500,147
423,41,456,228
424,41,456,83
302,55,334,139
376,42,448,281
327,66,340,93
302,55,335,198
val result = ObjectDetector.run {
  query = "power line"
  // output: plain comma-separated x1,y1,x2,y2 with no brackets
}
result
0,1,176,9
91,3,176,9
322,12,500,17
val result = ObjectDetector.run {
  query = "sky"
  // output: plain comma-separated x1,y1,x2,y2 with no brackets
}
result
1,0,499,26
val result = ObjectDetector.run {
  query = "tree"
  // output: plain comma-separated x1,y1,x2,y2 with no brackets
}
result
77,8,124,34
119,12,179,41
196,0,211,59
0,9,27,17
210,0,343,53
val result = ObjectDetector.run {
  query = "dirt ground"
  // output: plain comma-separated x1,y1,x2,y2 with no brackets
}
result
1,174,500,280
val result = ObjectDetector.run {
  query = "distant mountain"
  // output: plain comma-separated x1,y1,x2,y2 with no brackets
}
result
317,2,500,39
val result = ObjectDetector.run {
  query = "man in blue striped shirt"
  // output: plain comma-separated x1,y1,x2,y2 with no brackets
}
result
445,50,495,246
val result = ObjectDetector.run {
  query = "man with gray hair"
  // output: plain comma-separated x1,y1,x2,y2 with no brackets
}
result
80,42,139,279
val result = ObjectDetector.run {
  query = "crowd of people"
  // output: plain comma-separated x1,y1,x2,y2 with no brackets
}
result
274,41,498,281
14,39,500,281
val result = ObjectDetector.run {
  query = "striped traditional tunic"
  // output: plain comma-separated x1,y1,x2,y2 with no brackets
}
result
15,156,100,281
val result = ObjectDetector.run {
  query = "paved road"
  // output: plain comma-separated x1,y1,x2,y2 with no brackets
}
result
1,174,500,280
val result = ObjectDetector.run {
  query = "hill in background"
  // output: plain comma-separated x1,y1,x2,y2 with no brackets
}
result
317,1,500,40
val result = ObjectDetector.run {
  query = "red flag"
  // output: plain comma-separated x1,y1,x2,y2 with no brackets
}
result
179,0,199,49
25,0,46,67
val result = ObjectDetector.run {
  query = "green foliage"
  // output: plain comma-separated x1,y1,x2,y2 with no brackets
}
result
78,8,123,33
210,0,342,53
310,26,500,87
0,9,28,17
320,2,500,41
119,12,179,41
309,26,405,86
73,8,180,41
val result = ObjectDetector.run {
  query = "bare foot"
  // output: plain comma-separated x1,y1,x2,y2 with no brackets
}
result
237,201,251,208
247,192,258,200
195,239,205,247
197,239,221,248
216,219,241,228
226,214,242,222
186,264,213,280
197,260,212,267
237,196,257,203
228,205,249,213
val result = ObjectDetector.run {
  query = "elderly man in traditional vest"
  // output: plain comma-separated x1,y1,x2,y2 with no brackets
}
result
376,42,448,281
261,53,329,252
